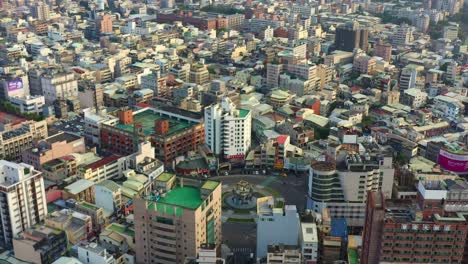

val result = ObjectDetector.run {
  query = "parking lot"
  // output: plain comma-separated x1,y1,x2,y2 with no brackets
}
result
49,114,85,136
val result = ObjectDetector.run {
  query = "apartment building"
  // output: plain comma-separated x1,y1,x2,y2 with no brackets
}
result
77,242,117,264
95,180,122,216
101,107,204,165
13,226,67,264
134,174,222,264
79,155,126,183
189,63,210,85
0,120,48,160
308,153,395,226
300,223,318,264
257,197,300,258
267,244,302,264
22,132,85,169
361,185,468,264
45,209,92,245
0,161,47,248
400,88,428,108
204,97,252,159
40,70,78,104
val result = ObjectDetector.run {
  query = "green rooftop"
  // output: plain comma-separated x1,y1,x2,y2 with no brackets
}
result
348,249,358,264
238,109,250,118
151,186,203,209
107,223,135,237
115,109,194,136
157,172,175,182
202,180,220,190
79,201,99,211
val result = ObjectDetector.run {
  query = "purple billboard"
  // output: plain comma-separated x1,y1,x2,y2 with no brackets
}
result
7,78,23,92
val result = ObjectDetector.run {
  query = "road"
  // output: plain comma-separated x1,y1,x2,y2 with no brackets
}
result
184,174,308,263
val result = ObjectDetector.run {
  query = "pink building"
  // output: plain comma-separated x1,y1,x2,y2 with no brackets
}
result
22,132,86,169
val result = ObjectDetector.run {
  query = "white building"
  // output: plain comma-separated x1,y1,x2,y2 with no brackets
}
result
399,66,418,90
0,160,47,248
300,222,318,263
266,244,302,264
95,180,122,216
79,155,127,183
9,95,45,114
41,72,78,104
443,24,459,40
77,243,116,264
308,154,394,226
433,95,464,120
83,110,118,146
400,88,428,108
256,197,300,258
393,24,414,46
204,97,252,159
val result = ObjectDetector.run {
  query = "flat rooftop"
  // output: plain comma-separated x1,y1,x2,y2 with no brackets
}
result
115,109,195,136
155,186,203,209
46,132,82,144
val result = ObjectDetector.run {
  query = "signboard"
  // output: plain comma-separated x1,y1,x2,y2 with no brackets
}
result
7,78,23,91
438,149,468,173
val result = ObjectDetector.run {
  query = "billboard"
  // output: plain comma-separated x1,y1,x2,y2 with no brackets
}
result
7,78,23,92
438,149,468,173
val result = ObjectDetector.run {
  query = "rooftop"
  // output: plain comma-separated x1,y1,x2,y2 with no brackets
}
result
115,108,196,136
64,179,95,195
46,132,82,144
106,223,135,237
201,180,219,190
156,172,175,182
151,186,203,209
85,155,122,170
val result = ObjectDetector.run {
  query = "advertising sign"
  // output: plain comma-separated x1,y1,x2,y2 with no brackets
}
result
7,78,23,92
438,149,468,173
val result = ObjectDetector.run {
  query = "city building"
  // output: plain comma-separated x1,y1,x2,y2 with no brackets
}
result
308,153,395,226
361,184,468,264
443,23,459,40
31,2,50,21
299,222,318,264
189,63,210,85
101,107,204,164
22,132,86,169
204,97,252,159
0,120,48,160
45,209,92,245
399,66,418,90
374,41,392,62
40,70,78,104
334,21,368,52
9,95,45,115
13,226,67,264
95,180,122,216
77,242,117,264
266,244,302,264
95,14,113,35
257,197,300,258
134,174,222,264
400,88,428,108
79,155,126,183
0,160,47,248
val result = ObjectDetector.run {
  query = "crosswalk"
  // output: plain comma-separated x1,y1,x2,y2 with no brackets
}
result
232,248,253,254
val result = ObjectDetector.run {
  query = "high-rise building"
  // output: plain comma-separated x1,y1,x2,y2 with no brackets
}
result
266,63,283,89
40,70,78,104
334,21,368,52
443,23,459,40
256,198,300,258
95,14,113,35
374,40,392,62
189,63,210,85
393,24,414,46
361,180,468,264
0,161,48,248
31,2,50,21
308,153,395,226
399,66,418,90
161,0,174,8
416,14,430,32
13,226,67,264
135,174,222,264
204,97,252,159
